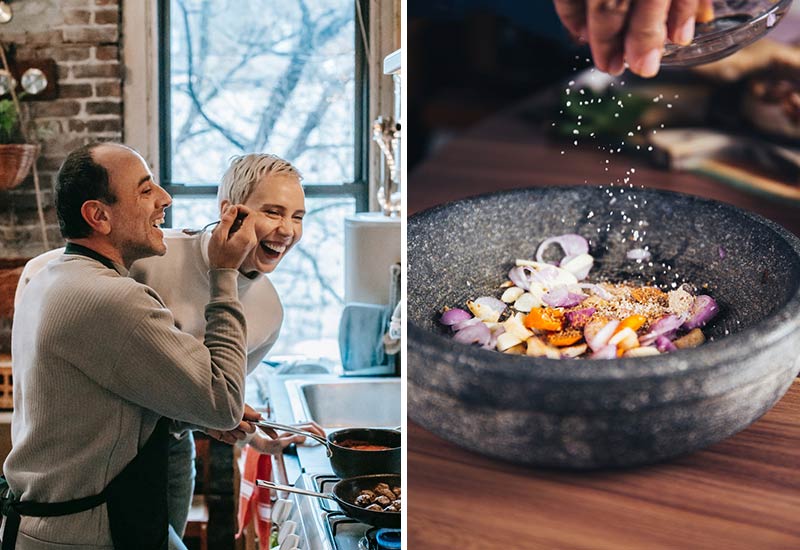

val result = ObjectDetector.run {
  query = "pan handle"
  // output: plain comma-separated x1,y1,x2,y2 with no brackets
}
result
253,420,330,449
256,479,334,501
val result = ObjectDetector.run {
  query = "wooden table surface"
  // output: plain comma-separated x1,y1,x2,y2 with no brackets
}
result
408,381,800,550
407,102,800,549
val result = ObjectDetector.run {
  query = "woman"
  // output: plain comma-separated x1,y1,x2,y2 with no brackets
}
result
129,153,325,548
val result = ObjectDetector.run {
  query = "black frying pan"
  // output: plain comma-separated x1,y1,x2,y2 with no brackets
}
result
257,473,401,528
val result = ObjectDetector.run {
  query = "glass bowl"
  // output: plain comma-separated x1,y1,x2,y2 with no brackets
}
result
662,0,795,67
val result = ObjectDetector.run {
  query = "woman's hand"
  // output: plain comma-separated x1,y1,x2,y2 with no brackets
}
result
250,421,326,455
553,0,704,78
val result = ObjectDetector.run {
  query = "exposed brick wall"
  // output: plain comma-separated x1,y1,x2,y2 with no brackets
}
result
0,0,122,260
0,0,122,349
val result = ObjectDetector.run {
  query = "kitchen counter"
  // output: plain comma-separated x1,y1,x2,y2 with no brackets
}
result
408,97,800,548
249,372,342,481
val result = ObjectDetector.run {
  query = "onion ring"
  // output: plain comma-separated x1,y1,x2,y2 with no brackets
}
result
535,234,589,265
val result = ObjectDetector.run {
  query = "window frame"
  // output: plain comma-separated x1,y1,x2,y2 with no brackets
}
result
155,0,371,225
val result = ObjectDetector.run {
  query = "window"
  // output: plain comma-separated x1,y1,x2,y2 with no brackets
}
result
159,0,369,359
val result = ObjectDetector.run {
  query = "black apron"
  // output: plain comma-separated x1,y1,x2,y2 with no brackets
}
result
0,417,169,550
1,244,170,549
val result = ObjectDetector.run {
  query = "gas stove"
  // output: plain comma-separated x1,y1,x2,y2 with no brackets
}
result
284,473,401,550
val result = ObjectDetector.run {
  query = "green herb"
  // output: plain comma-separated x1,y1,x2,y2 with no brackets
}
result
554,89,651,140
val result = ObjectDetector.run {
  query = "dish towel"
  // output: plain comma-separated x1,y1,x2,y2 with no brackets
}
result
235,445,272,549
339,302,391,373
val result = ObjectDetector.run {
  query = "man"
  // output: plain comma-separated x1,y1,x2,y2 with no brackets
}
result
13,153,326,548
2,143,257,549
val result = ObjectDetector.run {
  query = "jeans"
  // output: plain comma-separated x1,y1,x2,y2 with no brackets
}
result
167,432,195,550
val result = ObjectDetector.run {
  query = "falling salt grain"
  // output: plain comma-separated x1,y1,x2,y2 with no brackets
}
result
568,80,575,86
565,101,571,107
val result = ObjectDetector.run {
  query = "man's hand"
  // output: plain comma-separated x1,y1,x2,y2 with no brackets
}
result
205,403,262,445
207,204,258,270
553,0,702,78
249,421,327,455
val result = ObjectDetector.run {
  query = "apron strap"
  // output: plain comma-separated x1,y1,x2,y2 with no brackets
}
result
0,477,107,550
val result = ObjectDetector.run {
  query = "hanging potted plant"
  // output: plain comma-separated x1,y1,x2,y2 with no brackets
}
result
0,94,39,190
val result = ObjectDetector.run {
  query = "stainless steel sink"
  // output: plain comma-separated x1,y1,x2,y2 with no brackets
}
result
284,378,400,429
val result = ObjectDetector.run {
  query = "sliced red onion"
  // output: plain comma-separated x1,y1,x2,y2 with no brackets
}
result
682,295,719,330
586,319,620,352
453,322,491,346
640,314,683,345
542,286,587,308
590,345,617,359
627,248,651,261
579,283,613,300
536,234,589,264
655,335,677,353
560,253,594,281
484,325,506,350
719,246,726,259
452,317,482,331
440,308,472,326
508,266,534,290
565,307,596,328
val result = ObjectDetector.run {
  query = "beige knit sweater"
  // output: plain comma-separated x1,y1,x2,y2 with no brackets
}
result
5,252,247,548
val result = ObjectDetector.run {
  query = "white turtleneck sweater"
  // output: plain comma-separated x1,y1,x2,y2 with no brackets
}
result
129,229,283,374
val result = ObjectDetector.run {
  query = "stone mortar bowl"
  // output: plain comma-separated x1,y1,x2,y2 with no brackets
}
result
408,186,800,469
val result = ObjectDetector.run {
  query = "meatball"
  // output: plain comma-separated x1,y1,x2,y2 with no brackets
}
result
365,504,383,512
374,495,391,507
374,483,396,501
354,494,374,507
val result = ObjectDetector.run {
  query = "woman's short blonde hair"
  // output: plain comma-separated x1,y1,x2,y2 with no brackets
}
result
218,153,302,206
